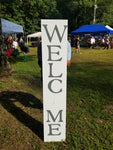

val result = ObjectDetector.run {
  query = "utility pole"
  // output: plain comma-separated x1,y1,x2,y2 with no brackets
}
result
93,0,97,24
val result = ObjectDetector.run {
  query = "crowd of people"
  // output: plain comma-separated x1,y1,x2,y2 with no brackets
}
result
4,35,30,61
4,33,113,78
37,34,113,81
81,35,113,49
72,35,113,54
89,36,112,50
3,36,19,61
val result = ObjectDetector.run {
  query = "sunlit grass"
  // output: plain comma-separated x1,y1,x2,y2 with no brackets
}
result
0,46,113,150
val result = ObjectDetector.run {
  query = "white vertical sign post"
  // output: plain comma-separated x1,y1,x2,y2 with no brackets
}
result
41,19,68,142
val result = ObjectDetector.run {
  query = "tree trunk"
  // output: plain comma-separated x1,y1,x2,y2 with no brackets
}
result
0,0,13,75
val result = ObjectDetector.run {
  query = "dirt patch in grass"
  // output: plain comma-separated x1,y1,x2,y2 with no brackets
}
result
104,104,113,114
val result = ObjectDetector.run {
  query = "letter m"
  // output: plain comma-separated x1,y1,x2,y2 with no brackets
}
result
42,24,67,43
46,110,63,122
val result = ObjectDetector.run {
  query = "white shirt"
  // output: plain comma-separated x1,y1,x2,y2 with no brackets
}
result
67,40,71,60
91,37,95,44
13,41,18,49
102,39,105,43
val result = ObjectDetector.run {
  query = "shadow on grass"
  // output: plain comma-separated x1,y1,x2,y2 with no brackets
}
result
0,91,43,140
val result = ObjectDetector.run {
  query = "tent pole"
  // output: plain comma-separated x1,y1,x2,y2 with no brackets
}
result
27,37,28,45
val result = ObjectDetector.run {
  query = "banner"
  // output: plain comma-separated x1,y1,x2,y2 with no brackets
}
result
41,19,68,142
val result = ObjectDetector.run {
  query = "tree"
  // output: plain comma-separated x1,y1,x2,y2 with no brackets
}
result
0,0,17,75
1,0,113,45
0,0,8,74
96,0,113,27
56,0,95,32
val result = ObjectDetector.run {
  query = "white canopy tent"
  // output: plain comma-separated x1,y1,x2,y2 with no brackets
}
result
105,25,113,31
27,32,41,44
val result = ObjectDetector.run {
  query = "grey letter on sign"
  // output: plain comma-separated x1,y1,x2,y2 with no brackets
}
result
48,63,63,78
48,124,61,136
48,79,62,93
47,45,62,61
46,110,63,122
42,24,68,42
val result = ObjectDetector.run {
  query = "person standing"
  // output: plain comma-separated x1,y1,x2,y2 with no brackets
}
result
73,36,80,54
13,38,18,49
90,36,95,49
7,36,13,49
37,38,71,81
37,37,42,81
12,39,19,57
102,37,105,48
67,40,71,67
19,36,24,43
103,37,109,50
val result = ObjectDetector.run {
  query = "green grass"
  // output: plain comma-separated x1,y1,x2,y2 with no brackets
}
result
0,47,113,150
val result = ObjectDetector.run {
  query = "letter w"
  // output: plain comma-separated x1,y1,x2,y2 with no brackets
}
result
43,24,67,42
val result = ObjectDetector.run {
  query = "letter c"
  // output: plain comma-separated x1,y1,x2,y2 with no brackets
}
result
48,79,62,93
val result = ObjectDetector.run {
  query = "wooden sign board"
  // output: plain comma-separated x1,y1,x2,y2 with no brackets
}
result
41,19,68,142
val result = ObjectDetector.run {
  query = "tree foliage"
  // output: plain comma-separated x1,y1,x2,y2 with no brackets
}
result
1,0,113,33
0,0,113,73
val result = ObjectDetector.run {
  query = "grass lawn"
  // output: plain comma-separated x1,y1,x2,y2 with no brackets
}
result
0,46,113,150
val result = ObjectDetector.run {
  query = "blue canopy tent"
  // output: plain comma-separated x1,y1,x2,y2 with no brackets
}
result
71,24,113,36
1,18,23,33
